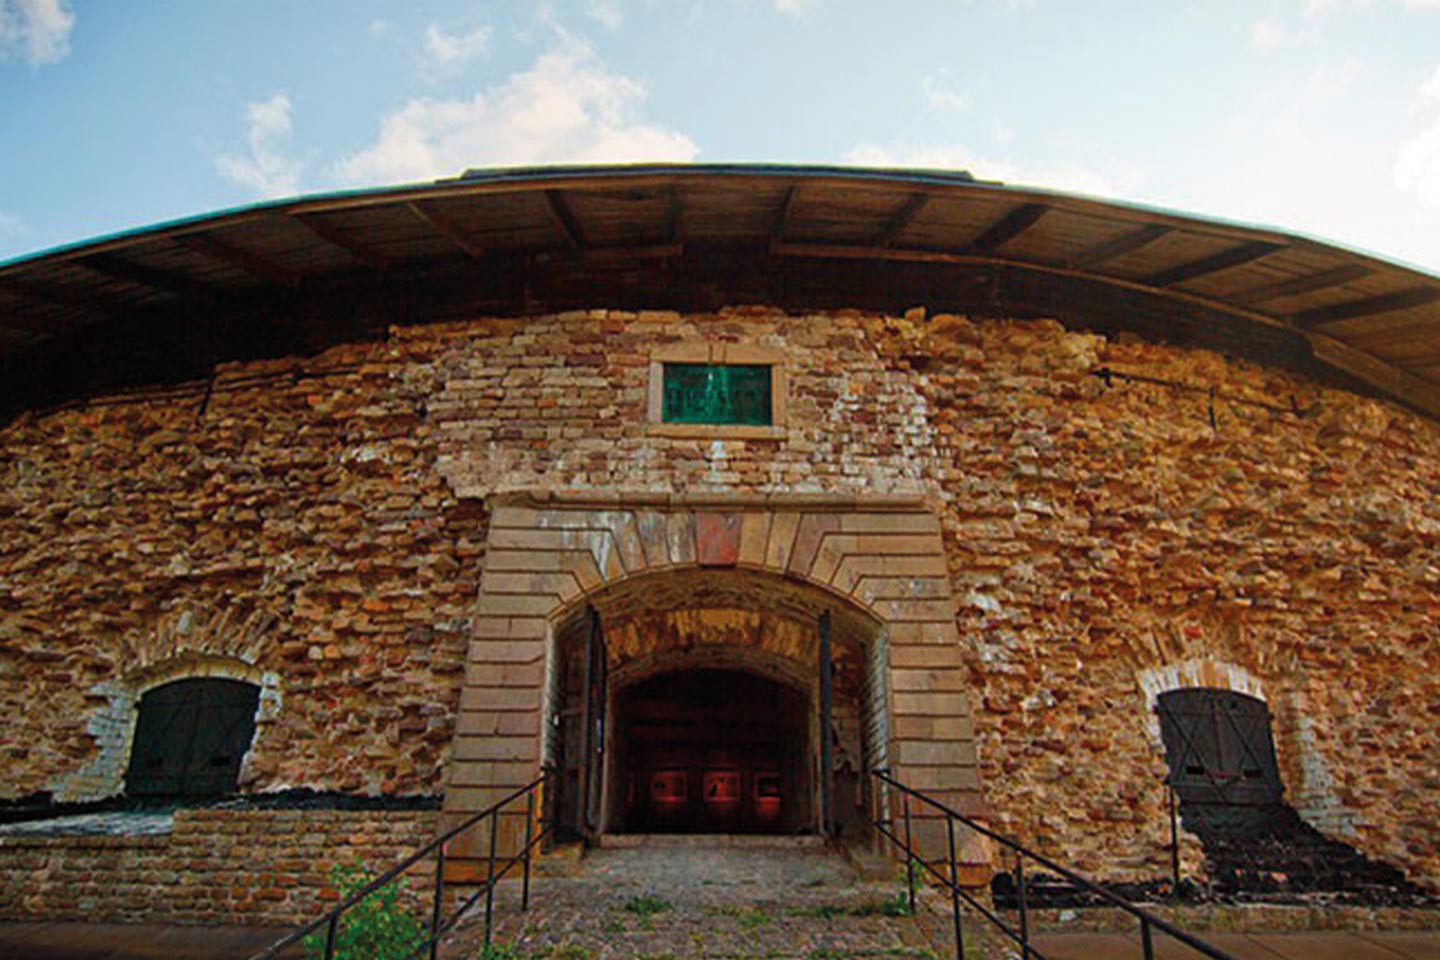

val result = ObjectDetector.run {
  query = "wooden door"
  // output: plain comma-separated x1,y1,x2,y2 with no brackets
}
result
818,610,835,837
582,605,608,837
1158,688,1283,807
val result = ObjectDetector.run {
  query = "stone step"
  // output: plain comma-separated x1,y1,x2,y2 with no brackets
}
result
596,832,830,850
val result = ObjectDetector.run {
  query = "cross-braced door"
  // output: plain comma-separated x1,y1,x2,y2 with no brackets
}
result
1157,688,1283,807
125,678,260,797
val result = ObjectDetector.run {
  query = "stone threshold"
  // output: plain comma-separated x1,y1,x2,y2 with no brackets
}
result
596,832,830,850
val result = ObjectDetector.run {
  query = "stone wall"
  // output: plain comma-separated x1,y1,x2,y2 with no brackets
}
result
0,339,485,800
911,313,1440,885
0,809,438,924
1,305,1436,889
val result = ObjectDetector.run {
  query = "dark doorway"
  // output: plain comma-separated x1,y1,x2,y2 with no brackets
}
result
124,677,260,797
1157,687,1283,809
610,669,811,834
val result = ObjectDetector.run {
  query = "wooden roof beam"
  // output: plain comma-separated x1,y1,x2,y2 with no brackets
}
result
289,213,392,272
0,275,119,317
76,252,216,299
873,194,929,248
1291,287,1440,330
407,201,488,262
544,189,587,250
1142,241,1283,288
664,187,684,245
1381,347,1440,369
1065,224,1171,270
1230,263,1371,306
964,203,1048,255
1311,334,1440,422
772,185,800,241
174,233,302,289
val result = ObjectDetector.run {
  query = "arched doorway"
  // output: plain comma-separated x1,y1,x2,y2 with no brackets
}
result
546,568,884,842
443,495,984,878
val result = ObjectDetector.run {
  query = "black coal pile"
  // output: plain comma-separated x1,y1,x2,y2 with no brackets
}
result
1186,804,1433,907
991,803,1435,911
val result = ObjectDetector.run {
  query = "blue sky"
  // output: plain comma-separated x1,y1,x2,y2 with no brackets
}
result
3,0,1440,271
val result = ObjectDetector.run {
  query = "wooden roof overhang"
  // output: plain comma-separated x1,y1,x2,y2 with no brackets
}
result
4,163,1440,420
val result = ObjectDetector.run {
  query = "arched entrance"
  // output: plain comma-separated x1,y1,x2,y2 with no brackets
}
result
546,567,885,842
442,494,985,877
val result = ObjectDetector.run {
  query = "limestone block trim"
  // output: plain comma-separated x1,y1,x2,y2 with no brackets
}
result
53,604,280,803
1135,658,1267,755
646,342,789,439
447,493,983,864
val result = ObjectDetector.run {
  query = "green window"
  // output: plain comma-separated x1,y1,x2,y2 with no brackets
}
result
661,363,772,426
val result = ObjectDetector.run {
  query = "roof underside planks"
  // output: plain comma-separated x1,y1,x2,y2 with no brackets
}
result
1,164,1439,421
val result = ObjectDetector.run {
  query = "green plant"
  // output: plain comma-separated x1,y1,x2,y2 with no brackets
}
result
714,904,771,929
475,942,519,960
303,862,426,960
621,894,672,917
878,889,914,917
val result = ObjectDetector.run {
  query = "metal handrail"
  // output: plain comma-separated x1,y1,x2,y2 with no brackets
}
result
248,771,551,960
872,768,1238,960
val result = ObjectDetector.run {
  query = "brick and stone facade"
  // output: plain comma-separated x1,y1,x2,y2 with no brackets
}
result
1,305,1437,922
0,809,437,925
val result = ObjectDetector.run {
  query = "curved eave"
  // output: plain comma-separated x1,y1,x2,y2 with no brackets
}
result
2,163,1439,420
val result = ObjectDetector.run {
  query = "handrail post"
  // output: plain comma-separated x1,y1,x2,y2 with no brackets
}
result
322,913,338,960
484,807,500,950
1015,852,1030,959
428,841,447,960
1141,916,1155,960
902,794,916,917
947,814,964,960
522,786,536,912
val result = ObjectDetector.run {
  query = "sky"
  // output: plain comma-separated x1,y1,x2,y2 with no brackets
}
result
2,0,1440,272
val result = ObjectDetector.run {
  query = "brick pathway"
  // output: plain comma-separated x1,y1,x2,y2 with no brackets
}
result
443,840,935,959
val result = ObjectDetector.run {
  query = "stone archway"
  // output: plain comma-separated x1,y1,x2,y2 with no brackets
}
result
547,567,888,841
443,492,983,870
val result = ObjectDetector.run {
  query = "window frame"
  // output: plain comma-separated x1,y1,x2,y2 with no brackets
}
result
646,344,788,439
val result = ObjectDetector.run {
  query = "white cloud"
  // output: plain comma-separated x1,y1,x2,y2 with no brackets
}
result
844,141,1125,199
0,0,74,66
369,18,390,39
423,21,491,68
1305,55,1361,98
214,93,304,199
0,210,26,240
773,0,818,15
1395,64,1440,209
922,70,968,112
586,0,623,30
1305,0,1440,12
334,37,698,187
1251,16,1293,51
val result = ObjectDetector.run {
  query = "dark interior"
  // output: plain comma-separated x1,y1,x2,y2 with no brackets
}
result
610,669,811,834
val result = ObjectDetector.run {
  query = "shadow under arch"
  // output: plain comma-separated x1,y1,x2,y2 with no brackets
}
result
544,566,890,841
